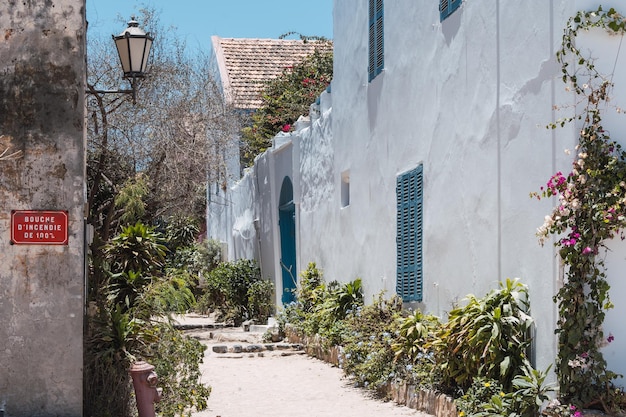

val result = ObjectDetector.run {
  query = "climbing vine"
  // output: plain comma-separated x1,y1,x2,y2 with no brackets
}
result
533,6,626,412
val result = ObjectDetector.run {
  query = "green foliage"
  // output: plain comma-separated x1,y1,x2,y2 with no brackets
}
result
340,294,403,393
197,259,273,325
106,270,151,312
84,333,135,417
104,222,167,276
165,215,200,252
533,6,626,410
115,174,150,226
462,364,554,417
507,364,555,417
240,44,333,166
330,278,364,320
297,262,325,313
392,309,440,364
456,378,506,417
278,264,363,348
168,239,222,281
86,221,210,417
435,278,533,391
150,325,212,417
248,279,275,325
85,304,209,417
143,270,197,314
280,269,555,411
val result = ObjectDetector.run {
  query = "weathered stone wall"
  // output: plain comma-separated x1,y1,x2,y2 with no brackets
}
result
0,1,86,416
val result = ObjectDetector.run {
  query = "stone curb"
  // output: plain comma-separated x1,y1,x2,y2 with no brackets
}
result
212,343,303,354
173,323,227,331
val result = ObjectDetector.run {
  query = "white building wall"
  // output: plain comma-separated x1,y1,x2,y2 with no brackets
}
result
216,0,626,385
308,0,626,379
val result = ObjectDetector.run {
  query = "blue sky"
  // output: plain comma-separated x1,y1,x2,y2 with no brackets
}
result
87,0,333,54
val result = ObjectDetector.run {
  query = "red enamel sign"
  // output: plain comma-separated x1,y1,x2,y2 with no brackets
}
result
11,210,69,245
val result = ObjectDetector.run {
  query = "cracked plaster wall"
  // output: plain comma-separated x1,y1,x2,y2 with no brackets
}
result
0,0,86,415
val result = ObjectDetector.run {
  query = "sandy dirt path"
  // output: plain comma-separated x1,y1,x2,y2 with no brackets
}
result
189,329,432,417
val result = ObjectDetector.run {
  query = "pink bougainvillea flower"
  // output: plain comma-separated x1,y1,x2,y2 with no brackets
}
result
562,238,576,247
582,246,593,255
282,124,291,132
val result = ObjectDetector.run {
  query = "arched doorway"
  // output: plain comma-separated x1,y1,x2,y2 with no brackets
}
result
278,177,297,304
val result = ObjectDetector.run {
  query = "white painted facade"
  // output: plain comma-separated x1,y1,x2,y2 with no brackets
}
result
207,0,626,384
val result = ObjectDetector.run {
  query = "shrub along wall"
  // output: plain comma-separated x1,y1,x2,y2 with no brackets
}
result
277,264,558,417
285,327,457,417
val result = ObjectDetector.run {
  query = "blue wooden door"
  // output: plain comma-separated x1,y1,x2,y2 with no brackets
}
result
279,177,297,304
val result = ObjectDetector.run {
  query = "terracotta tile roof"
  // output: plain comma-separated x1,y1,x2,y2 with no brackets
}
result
212,36,332,110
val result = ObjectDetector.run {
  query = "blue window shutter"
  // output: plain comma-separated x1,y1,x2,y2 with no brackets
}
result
369,0,384,81
440,0,462,21
396,165,423,302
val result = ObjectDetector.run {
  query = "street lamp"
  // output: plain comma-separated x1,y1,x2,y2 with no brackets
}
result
89,17,153,104
113,17,153,99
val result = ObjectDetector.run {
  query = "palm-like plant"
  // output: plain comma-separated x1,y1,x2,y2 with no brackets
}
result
104,222,167,274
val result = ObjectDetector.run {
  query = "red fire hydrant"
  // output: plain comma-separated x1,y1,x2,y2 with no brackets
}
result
130,360,162,417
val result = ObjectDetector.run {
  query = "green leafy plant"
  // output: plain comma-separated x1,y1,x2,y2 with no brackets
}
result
392,309,440,364
86,221,210,417
150,325,212,417
470,363,554,417
508,363,555,417
435,278,533,391
197,259,272,325
114,173,150,226
330,278,364,320
456,378,505,417
142,270,197,315
293,261,326,315
279,267,553,411
164,215,200,252
247,279,275,325
276,262,325,336
104,222,167,275
341,294,404,394
278,264,363,348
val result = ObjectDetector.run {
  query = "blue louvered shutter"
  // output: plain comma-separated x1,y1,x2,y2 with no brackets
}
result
368,0,384,81
396,165,423,302
440,0,462,21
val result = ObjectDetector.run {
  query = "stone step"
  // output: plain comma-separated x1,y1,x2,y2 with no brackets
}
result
175,322,227,331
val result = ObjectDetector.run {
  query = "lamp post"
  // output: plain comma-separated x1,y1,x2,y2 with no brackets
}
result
85,17,154,241
89,17,153,104
113,17,154,103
